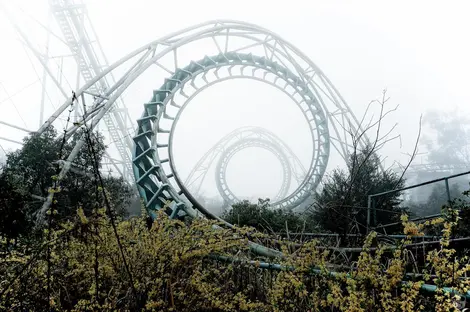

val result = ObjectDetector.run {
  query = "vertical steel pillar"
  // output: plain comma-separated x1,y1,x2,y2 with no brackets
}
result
39,10,51,127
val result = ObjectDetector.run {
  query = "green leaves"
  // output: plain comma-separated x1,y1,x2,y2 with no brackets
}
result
1,203,470,310
311,145,405,234
0,125,135,239
222,199,315,234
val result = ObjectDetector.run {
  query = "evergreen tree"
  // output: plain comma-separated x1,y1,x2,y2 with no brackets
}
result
310,145,405,234
0,126,135,238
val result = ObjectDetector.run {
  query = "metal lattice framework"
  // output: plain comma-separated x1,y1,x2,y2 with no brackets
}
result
4,6,470,298
26,19,370,222
396,163,470,175
183,126,307,209
49,0,135,180
1,0,136,181
216,138,292,205
134,50,331,218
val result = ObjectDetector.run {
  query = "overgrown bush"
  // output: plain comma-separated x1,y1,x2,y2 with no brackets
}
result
0,127,137,239
1,204,469,311
310,146,406,235
222,198,316,234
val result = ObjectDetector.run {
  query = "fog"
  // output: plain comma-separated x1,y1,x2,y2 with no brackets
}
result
1,0,470,207
401,110,470,213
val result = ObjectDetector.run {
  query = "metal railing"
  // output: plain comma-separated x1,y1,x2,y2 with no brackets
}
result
367,169,470,232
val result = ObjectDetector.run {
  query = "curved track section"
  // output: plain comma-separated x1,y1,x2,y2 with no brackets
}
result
37,20,371,224
184,126,308,210
215,137,292,207
133,52,329,217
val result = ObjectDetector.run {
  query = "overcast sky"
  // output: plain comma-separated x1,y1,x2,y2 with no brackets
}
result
1,0,470,201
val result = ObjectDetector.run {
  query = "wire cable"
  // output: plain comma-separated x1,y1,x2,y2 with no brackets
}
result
0,79,39,106
0,82,27,127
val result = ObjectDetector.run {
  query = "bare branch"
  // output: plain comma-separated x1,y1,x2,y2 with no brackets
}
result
354,100,376,138
394,114,423,188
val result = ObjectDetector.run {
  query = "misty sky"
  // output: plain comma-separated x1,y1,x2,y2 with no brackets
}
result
1,0,470,201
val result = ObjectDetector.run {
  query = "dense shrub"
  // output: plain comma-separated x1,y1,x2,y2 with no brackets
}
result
311,146,405,235
1,206,469,311
222,198,316,234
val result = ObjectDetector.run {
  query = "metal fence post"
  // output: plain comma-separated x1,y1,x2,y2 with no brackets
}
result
373,198,377,227
445,178,451,204
367,195,372,233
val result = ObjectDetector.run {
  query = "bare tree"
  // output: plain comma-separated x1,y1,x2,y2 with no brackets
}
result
307,89,422,236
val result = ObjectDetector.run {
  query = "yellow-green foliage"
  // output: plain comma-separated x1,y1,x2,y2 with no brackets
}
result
0,208,469,311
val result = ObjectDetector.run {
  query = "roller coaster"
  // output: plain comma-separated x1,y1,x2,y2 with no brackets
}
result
2,1,470,305
1,1,371,221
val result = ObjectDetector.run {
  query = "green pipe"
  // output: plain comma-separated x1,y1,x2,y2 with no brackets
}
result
212,255,470,300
